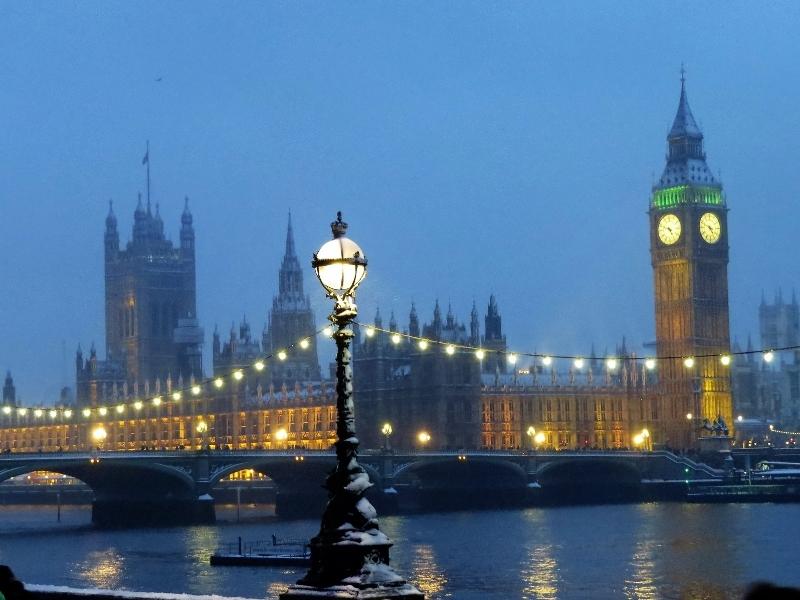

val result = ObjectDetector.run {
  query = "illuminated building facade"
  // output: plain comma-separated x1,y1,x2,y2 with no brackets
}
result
649,76,733,448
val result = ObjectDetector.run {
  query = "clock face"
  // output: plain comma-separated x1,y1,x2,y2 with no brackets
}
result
657,214,681,245
699,212,721,244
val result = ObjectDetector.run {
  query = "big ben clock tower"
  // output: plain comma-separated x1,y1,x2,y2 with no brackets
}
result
649,73,732,449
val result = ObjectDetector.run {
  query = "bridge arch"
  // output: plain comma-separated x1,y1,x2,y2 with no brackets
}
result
536,458,641,503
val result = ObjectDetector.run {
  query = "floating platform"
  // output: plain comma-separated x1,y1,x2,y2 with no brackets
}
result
687,483,800,503
210,537,310,567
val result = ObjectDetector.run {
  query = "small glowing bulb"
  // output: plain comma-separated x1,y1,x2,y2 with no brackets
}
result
49,409,57,419
254,361,265,371
134,401,143,410
275,428,288,441
82,408,91,418
214,377,224,388
475,349,485,360
152,397,162,406
606,358,618,371
323,326,334,338
418,340,428,351
34,409,43,418
573,357,584,369
116,404,125,414
445,345,456,356
98,406,108,416
633,434,644,446
1,406,11,415
686,412,693,420
683,357,695,369
391,334,401,345
191,385,202,395
233,370,244,381
277,351,287,361
64,409,72,418
542,356,552,367
737,415,743,422
18,408,28,416
642,428,650,438
764,351,775,363
645,358,656,370
534,431,546,445
508,353,518,365
172,391,182,401
365,327,375,338
720,355,731,366
299,338,310,349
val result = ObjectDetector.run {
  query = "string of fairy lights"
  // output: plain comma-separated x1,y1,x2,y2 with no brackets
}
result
0,324,337,422
3,318,800,427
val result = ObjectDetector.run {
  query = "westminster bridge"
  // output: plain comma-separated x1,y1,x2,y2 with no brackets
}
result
0,448,726,526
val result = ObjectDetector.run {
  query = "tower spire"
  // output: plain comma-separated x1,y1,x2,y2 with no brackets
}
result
285,211,296,258
142,140,151,209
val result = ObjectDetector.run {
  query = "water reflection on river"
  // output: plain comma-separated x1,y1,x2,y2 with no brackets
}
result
1,503,799,599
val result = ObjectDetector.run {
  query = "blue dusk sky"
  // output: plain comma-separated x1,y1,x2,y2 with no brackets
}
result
1,2,799,404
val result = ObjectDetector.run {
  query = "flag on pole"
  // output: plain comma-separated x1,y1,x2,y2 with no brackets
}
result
142,150,149,165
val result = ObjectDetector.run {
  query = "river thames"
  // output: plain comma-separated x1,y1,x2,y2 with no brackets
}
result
1,503,799,599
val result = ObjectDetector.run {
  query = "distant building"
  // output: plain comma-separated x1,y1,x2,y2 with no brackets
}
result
2,372,16,407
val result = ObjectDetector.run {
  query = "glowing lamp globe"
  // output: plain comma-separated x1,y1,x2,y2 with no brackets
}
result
312,212,367,298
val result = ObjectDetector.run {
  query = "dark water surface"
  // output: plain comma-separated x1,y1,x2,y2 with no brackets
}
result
1,503,799,599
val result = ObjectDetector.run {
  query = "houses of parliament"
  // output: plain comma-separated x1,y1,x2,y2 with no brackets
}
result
0,78,736,454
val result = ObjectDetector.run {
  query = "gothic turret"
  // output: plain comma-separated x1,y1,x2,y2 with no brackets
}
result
105,200,119,259
482,295,507,373
470,301,480,345
2,371,16,405
409,303,419,337
180,197,195,255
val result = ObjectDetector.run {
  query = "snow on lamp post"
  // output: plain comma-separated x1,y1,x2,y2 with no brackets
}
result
282,213,422,599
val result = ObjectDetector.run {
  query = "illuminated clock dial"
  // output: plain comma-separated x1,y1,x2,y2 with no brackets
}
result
657,214,681,245
699,212,721,244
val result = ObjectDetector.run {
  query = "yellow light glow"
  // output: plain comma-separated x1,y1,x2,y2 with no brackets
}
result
116,405,125,414
382,423,393,436
365,327,375,338
18,408,27,416
214,378,224,388
172,391,182,401
573,357,584,369
633,433,644,446
254,361,265,371
508,353,518,365
152,396,162,406
233,370,244,381
34,409,43,418
191,385,202,395
686,412,693,420
683,357,695,369
92,426,107,442
534,431,546,445
299,338,310,349
323,326,334,338
196,420,208,434
64,409,72,418
275,428,288,441
98,407,108,416
1,406,11,415
418,431,431,444
542,356,552,367
606,358,618,371
764,351,775,363
277,351,287,361
134,400,143,410
418,340,428,351
642,428,650,438
391,334,401,345
526,426,535,437
445,345,456,355
720,355,731,366
645,358,656,370
475,349,485,360
82,408,91,418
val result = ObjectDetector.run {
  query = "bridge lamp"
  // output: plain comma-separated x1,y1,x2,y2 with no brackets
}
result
418,431,431,448
533,431,546,447
196,420,209,450
299,338,310,350
381,423,393,450
645,358,657,371
633,433,644,447
92,426,107,443
720,354,731,366
82,408,91,418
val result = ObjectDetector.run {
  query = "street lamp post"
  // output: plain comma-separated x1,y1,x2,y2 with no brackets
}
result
526,426,536,451
382,423,393,451
282,213,422,599
196,420,208,451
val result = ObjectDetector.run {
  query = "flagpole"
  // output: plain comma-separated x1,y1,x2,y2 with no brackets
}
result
146,140,151,206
